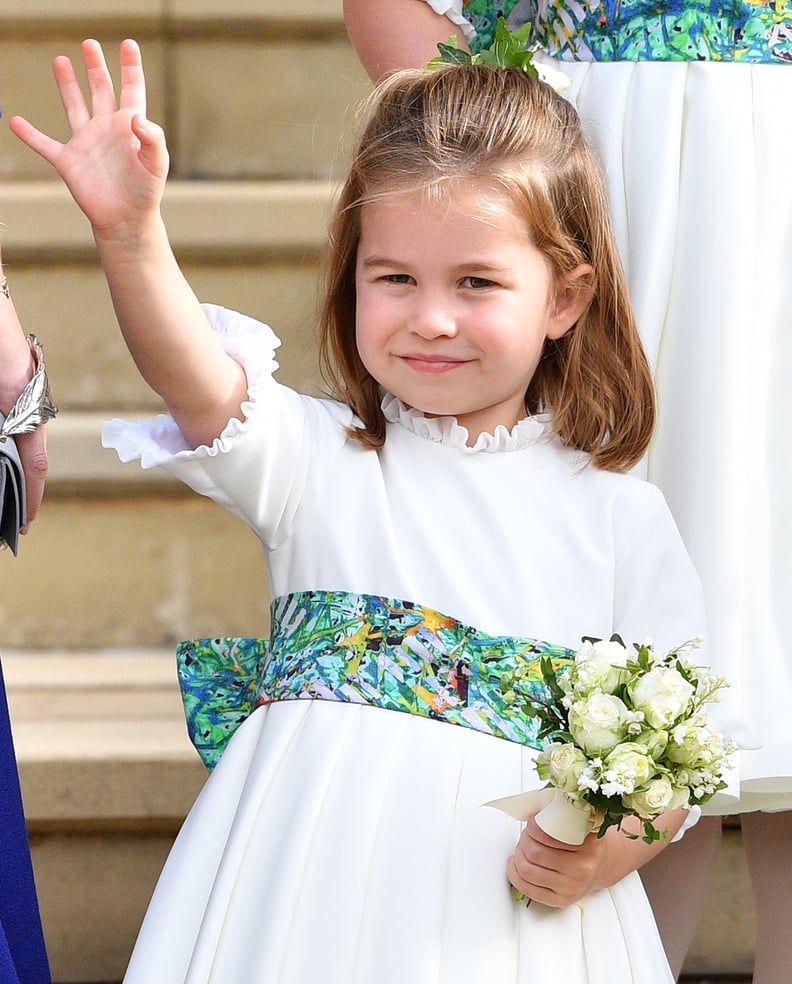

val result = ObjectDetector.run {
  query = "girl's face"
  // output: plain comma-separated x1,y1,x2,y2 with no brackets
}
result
354,186,590,443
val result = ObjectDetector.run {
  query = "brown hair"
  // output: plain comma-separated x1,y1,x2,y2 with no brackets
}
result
319,64,654,472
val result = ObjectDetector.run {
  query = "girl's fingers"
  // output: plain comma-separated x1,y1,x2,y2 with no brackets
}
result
7,115,64,168
20,40,142,147
81,39,119,117
51,55,91,131
118,39,147,115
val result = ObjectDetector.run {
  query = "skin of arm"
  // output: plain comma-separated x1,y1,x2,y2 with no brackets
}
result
508,807,687,907
9,39,248,451
0,247,48,527
344,0,469,81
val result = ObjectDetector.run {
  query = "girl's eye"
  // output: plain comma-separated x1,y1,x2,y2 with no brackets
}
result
384,273,413,285
463,276,495,290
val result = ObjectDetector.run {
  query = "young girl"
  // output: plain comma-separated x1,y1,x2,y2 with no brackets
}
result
345,3,792,979
12,40,713,983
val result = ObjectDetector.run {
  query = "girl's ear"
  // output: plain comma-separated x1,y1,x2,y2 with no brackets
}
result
547,264,594,340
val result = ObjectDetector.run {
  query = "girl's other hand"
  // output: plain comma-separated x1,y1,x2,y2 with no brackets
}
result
506,806,682,907
9,39,168,241
507,815,608,907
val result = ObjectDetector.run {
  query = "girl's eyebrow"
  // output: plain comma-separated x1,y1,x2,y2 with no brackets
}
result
359,255,512,274
358,255,403,268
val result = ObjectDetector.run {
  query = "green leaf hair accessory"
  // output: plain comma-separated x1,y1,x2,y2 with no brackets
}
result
428,16,571,94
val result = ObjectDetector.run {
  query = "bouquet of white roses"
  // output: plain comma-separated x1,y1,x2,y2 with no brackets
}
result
493,636,733,845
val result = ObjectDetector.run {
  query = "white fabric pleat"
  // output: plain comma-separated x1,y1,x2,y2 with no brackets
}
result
548,59,792,810
125,701,673,983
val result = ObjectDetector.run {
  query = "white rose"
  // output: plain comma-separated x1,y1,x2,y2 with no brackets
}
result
623,776,690,818
602,742,655,794
628,667,695,729
536,742,589,793
574,639,631,694
568,693,629,755
634,728,669,760
666,715,725,767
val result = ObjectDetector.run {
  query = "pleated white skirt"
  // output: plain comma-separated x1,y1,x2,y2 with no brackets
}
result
549,58,792,812
124,700,672,983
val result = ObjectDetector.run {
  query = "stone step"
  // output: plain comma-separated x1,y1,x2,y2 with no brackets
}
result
0,492,269,649
1,180,331,412
2,0,344,28
1,180,334,257
5,649,205,822
0,179,336,651
6,649,206,983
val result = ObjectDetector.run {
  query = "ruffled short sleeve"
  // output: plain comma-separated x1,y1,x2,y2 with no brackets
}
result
101,304,355,548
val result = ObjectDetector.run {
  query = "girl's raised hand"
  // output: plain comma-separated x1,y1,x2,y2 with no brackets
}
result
9,37,246,448
9,39,168,240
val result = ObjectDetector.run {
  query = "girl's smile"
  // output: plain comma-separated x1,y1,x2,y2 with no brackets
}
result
354,186,590,444
399,353,472,373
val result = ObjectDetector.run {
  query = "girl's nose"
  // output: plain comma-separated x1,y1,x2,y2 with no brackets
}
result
409,293,458,338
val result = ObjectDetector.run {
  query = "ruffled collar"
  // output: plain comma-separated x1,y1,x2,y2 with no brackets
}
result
381,393,555,454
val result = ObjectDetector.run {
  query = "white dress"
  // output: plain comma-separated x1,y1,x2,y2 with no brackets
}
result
424,0,792,813
105,306,709,983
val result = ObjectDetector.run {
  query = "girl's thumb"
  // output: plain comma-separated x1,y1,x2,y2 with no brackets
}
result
132,113,159,143
131,114,169,172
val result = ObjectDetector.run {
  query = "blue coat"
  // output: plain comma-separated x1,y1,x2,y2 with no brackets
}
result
0,661,50,984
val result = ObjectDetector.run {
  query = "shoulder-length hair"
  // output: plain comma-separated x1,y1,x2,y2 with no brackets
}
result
319,64,654,472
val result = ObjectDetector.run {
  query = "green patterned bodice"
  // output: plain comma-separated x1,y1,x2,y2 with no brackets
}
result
464,0,792,62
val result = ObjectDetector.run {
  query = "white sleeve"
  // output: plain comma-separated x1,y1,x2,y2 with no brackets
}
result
101,304,355,549
421,0,476,42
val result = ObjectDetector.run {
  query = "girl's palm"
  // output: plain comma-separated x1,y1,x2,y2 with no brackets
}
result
10,39,168,235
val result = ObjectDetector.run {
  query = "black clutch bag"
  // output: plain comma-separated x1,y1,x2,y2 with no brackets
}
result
0,421,26,556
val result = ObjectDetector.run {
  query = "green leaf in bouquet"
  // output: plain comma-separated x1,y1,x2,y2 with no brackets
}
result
632,643,653,670
595,810,625,839
520,701,541,720
643,819,667,843
540,654,567,700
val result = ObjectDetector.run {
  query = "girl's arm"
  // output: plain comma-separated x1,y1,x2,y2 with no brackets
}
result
0,248,48,527
508,808,687,907
9,40,248,450
344,0,469,81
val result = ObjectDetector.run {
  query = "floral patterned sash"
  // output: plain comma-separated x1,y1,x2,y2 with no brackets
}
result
177,591,573,769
